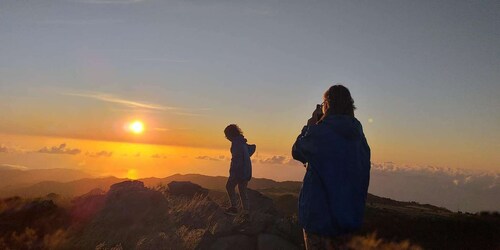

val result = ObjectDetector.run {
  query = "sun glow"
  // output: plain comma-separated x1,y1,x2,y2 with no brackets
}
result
128,121,144,134
127,169,138,180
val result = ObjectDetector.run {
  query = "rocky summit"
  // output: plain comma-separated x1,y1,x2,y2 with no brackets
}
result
63,180,301,249
1,178,499,250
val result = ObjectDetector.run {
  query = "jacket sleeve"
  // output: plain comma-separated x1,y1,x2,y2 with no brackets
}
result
292,125,316,164
247,144,256,157
230,142,245,174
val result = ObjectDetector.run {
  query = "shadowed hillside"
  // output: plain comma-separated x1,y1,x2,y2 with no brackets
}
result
0,168,93,191
0,174,300,199
0,177,499,249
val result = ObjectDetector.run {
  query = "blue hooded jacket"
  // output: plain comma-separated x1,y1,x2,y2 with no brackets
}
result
292,115,370,236
229,135,256,181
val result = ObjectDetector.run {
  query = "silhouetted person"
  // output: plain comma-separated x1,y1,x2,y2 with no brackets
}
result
224,124,256,216
292,85,371,250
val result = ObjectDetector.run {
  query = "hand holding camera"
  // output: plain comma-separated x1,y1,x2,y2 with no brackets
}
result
307,104,324,126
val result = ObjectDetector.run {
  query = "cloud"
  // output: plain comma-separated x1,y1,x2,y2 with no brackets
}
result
39,19,125,25
86,151,113,157
153,127,192,132
135,58,190,63
195,155,221,161
254,155,302,166
63,92,176,111
369,162,500,212
0,144,26,153
258,155,290,165
73,0,145,4
0,164,28,171
62,91,208,116
151,154,167,159
37,143,81,155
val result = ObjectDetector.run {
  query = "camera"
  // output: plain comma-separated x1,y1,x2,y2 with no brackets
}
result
315,104,324,121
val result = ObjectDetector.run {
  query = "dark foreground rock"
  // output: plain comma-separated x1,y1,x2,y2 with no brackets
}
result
59,180,300,249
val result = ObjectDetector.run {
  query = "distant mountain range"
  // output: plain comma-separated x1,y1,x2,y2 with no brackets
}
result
1,167,498,213
0,167,93,190
0,171,302,199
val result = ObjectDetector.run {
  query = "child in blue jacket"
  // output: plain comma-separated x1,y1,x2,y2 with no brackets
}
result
224,124,256,215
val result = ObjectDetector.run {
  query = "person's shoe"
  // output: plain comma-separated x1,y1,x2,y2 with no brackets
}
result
224,207,238,215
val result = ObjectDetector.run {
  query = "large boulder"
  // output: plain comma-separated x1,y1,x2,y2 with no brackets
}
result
167,181,209,198
69,181,169,249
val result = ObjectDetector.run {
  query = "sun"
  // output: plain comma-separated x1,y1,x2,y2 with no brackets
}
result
129,120,144,134
127,169,138,180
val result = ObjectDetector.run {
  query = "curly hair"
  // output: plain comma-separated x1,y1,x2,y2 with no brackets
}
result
323,85,356,117
224,124,243,139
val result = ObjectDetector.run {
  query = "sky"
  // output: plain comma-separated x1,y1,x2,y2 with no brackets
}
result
0,0,499,180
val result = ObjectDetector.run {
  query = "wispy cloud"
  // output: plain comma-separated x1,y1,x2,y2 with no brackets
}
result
0,164,28,171
153,127,192,132
62,91,209,116
135,58,190,63
63,92,177,111
73,0,145,4
39,19,125,25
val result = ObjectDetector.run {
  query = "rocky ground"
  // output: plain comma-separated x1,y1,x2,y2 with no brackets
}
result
0,180,303,249
0,180,498,249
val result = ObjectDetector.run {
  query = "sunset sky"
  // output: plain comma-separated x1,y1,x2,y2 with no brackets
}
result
1,0,499,180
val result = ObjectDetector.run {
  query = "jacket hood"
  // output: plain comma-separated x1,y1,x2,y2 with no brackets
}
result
320,115,362,139
229,134,247,143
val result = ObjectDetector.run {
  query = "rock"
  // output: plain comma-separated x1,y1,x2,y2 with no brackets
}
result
70,181,169,249
247,189,277,215
104,181,167,218
234,212,276,235
257,234,299,250
170,194,234,236
136,232,181,250
177,226,214,250
108,180,146,194
168,181,209,198
209,234,253,250
268,217,304,246
45,192,61,200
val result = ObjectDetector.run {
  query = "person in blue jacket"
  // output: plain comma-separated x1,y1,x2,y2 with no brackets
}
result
224,124,256,215
292,85,371,249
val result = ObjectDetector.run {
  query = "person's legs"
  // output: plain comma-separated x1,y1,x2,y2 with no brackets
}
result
225,177,238,209
237,180,249,212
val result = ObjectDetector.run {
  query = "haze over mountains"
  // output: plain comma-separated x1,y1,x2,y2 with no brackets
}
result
0,165,498,213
